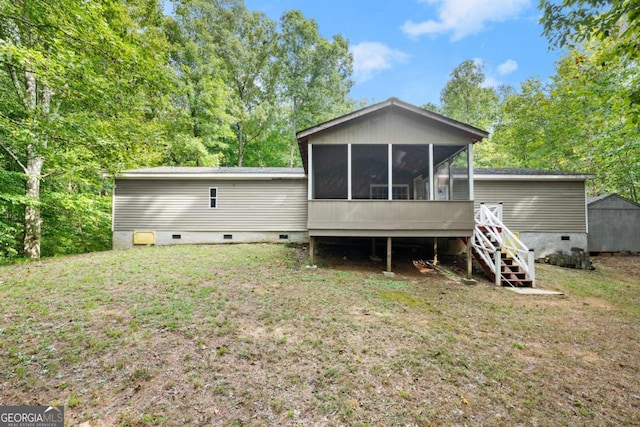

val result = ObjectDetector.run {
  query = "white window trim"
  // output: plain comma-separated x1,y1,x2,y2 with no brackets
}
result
370,184,410,200
209,187,218,209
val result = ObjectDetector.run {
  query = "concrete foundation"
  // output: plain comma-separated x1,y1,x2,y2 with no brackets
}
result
113,230,309,250
517,232,588,259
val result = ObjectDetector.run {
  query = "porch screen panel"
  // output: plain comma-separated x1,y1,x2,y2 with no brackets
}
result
434,145,465,201
451,148,469,200
392,145,429,200
352,144,388,199
312,145,348,199
435,161,450,200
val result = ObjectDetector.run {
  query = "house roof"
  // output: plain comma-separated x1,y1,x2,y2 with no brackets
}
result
296,98,489,173
297,97,489,141
473,168,594,181
587,193,640,208
117,167,306,180
117,166,594,181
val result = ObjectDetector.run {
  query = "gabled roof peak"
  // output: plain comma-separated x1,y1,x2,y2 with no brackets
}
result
296,97,489,142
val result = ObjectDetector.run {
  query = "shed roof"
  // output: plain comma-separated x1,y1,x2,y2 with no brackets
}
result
117,167,306,180
587,193,640,208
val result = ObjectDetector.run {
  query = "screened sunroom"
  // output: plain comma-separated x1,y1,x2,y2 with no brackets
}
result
310,143,471,202
296,98,488,271
305,142,475,238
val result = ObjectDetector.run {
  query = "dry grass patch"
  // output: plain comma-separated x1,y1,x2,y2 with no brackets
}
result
0,245,638,426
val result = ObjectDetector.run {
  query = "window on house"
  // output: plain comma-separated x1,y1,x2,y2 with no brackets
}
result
370,184,410,200
392,185,409,200
209,188,218,208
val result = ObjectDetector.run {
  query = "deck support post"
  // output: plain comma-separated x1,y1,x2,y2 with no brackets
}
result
466,236,473,279
371,238,376,258
309,236,315,265
494,250,502,286
386,237,392,272
433,238,438,265
528,249,536,287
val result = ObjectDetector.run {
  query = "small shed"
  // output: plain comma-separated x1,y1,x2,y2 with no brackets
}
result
587,194,640,253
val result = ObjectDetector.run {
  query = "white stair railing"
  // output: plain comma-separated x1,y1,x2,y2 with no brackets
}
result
473,203,536,286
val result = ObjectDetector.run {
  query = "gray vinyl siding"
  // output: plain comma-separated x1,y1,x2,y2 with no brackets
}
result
114,179,307,231
452,179,470,200
308,108,474,146
308,200,474,237
474,180,587,233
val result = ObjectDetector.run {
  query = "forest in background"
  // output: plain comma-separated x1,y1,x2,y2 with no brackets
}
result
0,0,638,260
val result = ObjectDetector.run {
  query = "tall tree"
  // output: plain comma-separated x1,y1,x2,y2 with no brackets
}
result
435,60,506,166
0,0,170,258
493,40,639,201
204,2,279,166
277,10,354,166
166,0,234,167
439,60,500,130
540,0,640,121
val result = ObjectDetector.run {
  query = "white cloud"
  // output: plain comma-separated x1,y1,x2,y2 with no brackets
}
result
472,58,500,88
402,0,531,41
350,42,410,83
497,59,518,75
482,75,501,89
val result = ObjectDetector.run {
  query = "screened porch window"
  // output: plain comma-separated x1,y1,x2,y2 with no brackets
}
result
310,143,472,201
312,145,347,199
392,145,429,200
353,145,388,199
433,145,470,200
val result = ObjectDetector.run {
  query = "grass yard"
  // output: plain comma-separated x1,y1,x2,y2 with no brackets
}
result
0,244,638,426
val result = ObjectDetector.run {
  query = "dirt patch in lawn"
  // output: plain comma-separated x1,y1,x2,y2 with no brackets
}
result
0,246,638,426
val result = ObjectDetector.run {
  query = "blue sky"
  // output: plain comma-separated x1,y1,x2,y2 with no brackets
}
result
244,0,563,106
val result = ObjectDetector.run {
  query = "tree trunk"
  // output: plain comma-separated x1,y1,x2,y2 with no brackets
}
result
237,121,244,167
21,71,50,259
24,153,44,258
289,99,297,167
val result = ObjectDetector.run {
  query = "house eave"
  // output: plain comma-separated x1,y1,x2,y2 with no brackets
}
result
117,173,308,180
474,174,595,181
297,97,489,141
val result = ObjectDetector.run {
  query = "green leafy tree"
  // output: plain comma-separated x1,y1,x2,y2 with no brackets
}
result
540,0,640,121
493,40,639,200
165,0,234,167
277,10,354,166
433,60,507,167
439,60,500,129
0,165,23,260
208,2,281,167
0,0,171,258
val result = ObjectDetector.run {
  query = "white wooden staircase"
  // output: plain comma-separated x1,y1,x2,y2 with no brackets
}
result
469,203,535,287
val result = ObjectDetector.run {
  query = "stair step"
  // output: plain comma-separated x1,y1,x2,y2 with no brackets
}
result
502,272,527,278
477,226,502,233
501,280,533,288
